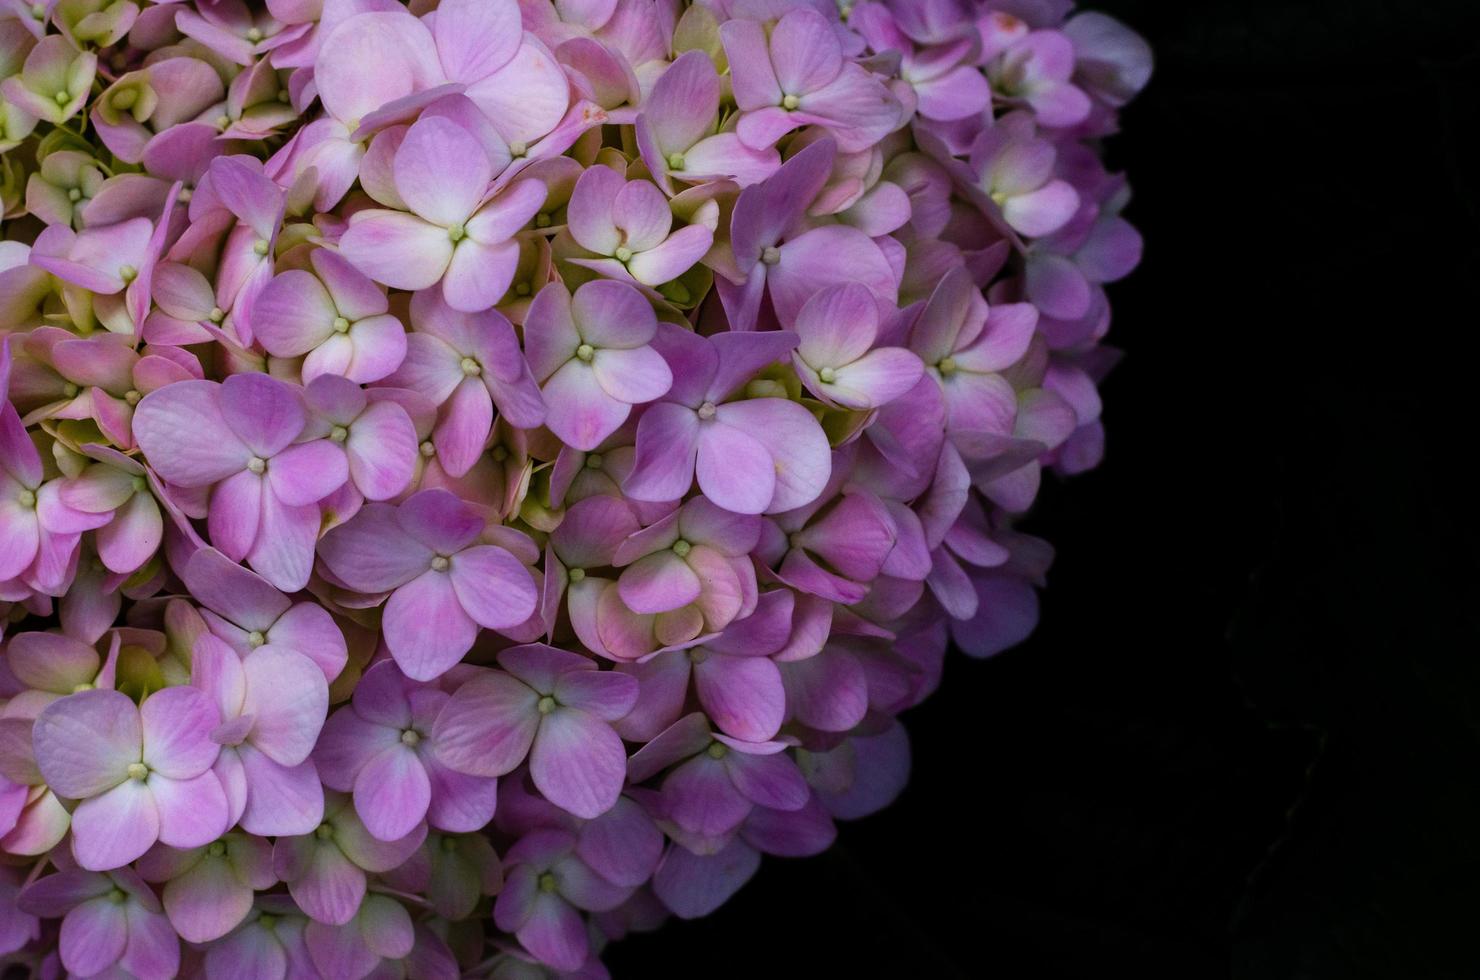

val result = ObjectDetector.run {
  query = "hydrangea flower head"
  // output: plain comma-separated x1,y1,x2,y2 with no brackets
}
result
0,0,1148,971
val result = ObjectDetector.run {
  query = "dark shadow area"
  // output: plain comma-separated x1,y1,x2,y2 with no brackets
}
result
610,0,1480,976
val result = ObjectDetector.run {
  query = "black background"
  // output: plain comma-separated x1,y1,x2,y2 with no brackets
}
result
611,0,1480,976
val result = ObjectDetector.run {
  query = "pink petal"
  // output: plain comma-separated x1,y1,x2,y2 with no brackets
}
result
433,377,493,478
238,746,324,837
694,420,775,515
242,646,328,767
431,0,520,82
33,689,139,798
58,897,129,976
244,490,320,593
132,381,249,487
442,237,521,313
318,502,433,594
624,402,699,502
448,545,538,630
694,654,785,743
71,780,158,870
384,571,478,681
394,115,491,227
338,211,453,291
142,686,222,778
353,744,430,842
152,770,229,848
625,224,712,286
532,707,624,823
618,551,701,615
346,400,417,500
430,671,539,778
541,359,630,452
161,851,254,943
266,440,348,507
714,399,832,513
219,373,307,459
652,838,760,919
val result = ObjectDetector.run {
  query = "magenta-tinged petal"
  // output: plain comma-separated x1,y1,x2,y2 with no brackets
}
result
794,283,879,367
314,10,440,124
768,225,897,328
625,402,699,502
618,551,701,615
58,896,129,977
5,631,100,693
152,771,229,848
662,755,750,838
133,381,250,487
714,399,832,514
694,420,775,515
516,890,588,972
465,37,571,146
551,669,638,723
432,0,520,82
339,210,454,290
353,744,431,842
318,502,432,593
721,19,782,111
241,646,327,767
383,571,478,681
162,852,253,943
97,492,163,575
207,470,263,563
280,838,364,926
541,360,630,452
423,756,500,833
1001,178,1080,238
120,899,180,979
141,685,221,779
71,780,158,870
448,545,538,630
33,689,139,798
431,671,540,778
254,270,336,357
694,654,785,743
245,489,321,593
219,373,307,459
265,602,347,684
433,376,494,478
770,9,842,95
238,746,324,837
625,223,713,286
395,116,492,227
442,237,522,313
722,745,808,811
265,440,348,507
566,164,624,255
781,649,868,732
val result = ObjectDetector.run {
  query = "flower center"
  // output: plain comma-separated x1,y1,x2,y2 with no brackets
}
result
30,3,46,20
62,382,78,398
575,343,595,362
430,555,450,572
490,445,509,462
208,307,225,323
460,357,481,377
516,281,531,296
706,741,728,759
937,356,957,376
818,366,837,383
118,264,137,283
538,872,557,893
330,425,348,443
247,456,266,474
16,489,35,508
332,316,350,333
124,389,141,405
509,142,528,158
535,212,552,228
178,187,193,203
208,841,226,857
667,152,686,170
245,26,263,42
315,823,333,840
781,93,801,110
419,440,436,458
400,729,421,747
67,187,81,202
585,453,603,469
537,695,557,715
746,379,785,399
259,914,277,930
761,246,781,265
614,246,633,263
215,114,232,130
126,762,149,781
53,90,70,105
441,836,459,852
253,239,269,257
247,630,266,648
72,681,93,693
447,223,466,243
132,476,147,493
108,888,127,904
671,539,692,558
567,567,585,582
697,401,717,420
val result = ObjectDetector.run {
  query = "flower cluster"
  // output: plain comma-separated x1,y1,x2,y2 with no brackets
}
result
0,0,1148,975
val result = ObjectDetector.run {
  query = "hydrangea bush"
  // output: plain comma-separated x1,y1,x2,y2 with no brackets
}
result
0,0,1149,974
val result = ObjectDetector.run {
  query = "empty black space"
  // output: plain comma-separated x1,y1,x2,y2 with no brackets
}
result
610,0,1480,976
